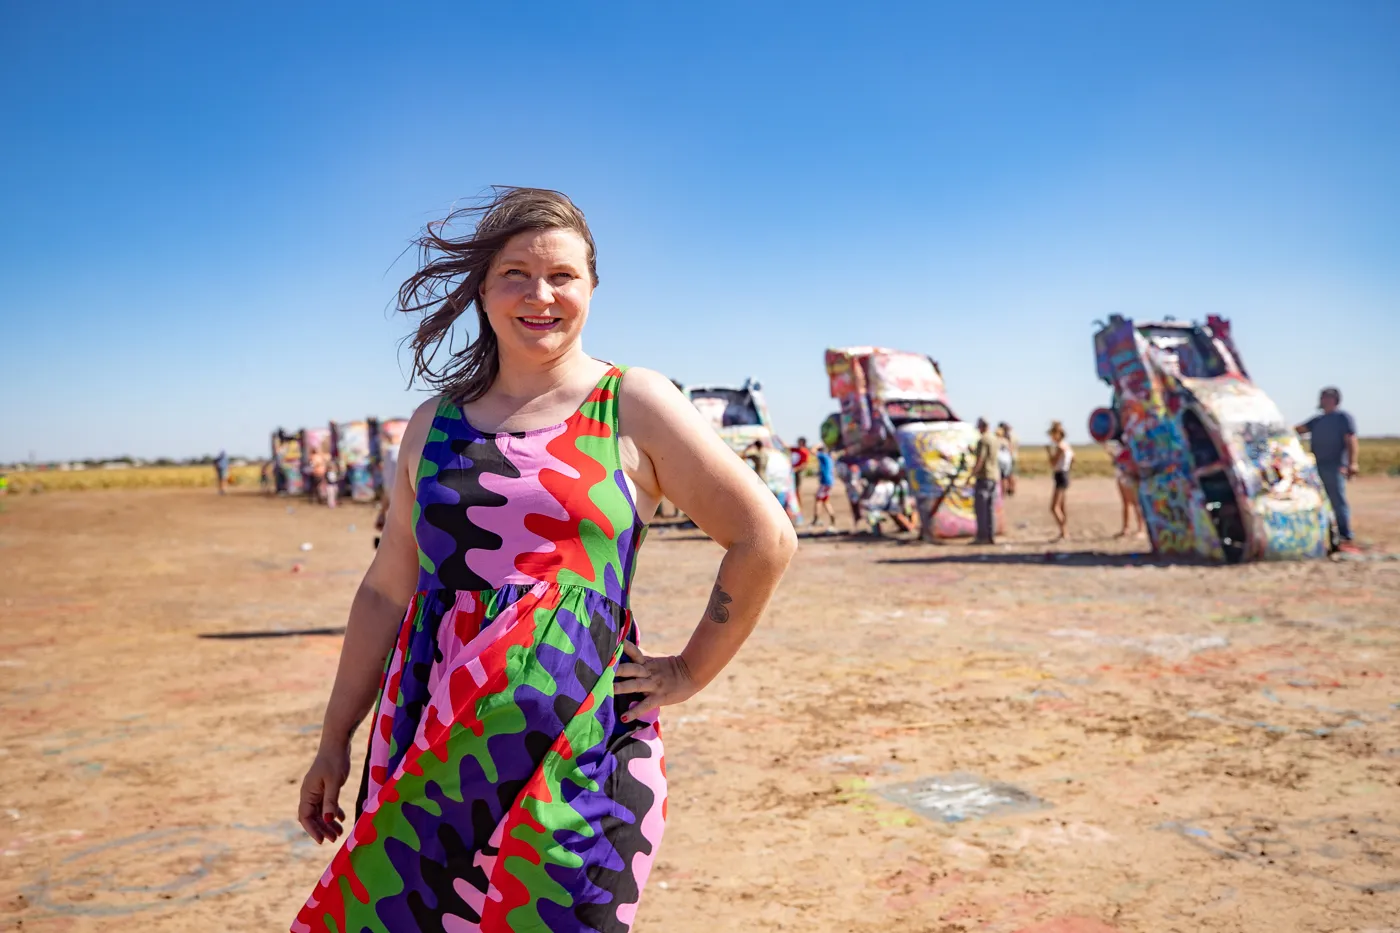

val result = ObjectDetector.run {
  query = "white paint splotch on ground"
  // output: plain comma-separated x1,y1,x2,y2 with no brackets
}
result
878,773,1049,822
1048,628,1228,661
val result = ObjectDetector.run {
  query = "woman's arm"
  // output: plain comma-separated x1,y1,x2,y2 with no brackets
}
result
614,369,797,719
296,399,435,843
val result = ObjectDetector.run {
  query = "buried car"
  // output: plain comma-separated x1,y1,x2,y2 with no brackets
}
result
686,379,802,523
822,346,1002,538
271,429,305,496
1089,313,1332,562
331,420,376,502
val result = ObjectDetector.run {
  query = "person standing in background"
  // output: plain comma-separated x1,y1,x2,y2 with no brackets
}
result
1106,439,1144,537
790,436,813,475
1047,421,1073,541
214,449,229,495
970,417,1001,545
813,443,839,529
1296,386,1360,551
996,422,1017,496
324,455,340,509
844,460,866,528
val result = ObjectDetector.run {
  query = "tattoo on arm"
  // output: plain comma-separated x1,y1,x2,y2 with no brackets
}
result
705,582,732,624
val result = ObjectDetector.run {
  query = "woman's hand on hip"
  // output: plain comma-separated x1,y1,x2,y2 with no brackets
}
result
614,641,698,722
297,740,351,844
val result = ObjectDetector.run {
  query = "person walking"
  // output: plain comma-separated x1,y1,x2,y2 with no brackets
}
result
213,449,229,495
995,422,1017,496
1047,421,1073,541
291,188,796,933
1296,386,1360,551
813,443,839,528
970,417,1001,544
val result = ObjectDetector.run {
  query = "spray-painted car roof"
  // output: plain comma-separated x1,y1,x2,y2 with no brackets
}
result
825,347,952,405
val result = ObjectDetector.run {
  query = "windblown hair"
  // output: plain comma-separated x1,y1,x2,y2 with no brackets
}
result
399,187,598,403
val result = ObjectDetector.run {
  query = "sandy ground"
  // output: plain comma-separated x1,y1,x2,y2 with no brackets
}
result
1,477,1397,933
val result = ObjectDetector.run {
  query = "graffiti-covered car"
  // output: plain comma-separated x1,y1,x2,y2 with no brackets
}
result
331,420,376,502
303,426,333,498
373,418,409,500
686,380,802,523
822,346,1001,538
271,429,305,495
1089,314,1332,562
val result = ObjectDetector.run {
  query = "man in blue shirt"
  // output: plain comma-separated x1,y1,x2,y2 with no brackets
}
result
214,449,230,496
1296,386,1359,547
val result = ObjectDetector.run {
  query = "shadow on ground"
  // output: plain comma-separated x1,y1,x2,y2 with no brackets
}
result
876,550,1179,568
198,627,347,640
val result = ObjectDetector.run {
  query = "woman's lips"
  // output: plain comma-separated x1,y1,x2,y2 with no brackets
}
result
519,317,561,331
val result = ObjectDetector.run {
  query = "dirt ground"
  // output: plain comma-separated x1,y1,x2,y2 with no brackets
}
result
1,477,1397,933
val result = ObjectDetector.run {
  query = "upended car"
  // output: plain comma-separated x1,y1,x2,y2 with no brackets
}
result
822,346,1002,538
1089,313,1332,562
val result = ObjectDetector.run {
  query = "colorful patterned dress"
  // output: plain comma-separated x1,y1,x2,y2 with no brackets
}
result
293,365,666,933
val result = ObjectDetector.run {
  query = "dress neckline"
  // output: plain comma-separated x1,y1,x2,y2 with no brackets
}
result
450,363,621,439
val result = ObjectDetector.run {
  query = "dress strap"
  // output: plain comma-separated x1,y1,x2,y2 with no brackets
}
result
579,363,628,438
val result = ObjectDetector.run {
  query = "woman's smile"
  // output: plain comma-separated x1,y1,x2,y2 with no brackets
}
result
518,315,561,331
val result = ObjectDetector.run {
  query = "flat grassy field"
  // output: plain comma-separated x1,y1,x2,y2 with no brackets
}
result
2,463,264,493
1014,436,1400,479
4,438,1397,493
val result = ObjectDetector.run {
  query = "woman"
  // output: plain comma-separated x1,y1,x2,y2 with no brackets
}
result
292,188,796,933
995,422,1017,496
1107,439,1145,537
1047,420,1073,541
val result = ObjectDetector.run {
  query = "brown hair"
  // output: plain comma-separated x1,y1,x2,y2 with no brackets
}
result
399,187,598,403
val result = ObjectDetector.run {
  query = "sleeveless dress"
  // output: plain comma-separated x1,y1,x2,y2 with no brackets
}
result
293,365,666,933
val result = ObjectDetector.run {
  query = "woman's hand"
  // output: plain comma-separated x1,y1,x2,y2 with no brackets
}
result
297,740,351,844
614,641,699,722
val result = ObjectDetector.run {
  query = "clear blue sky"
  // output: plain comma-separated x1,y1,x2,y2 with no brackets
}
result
2,1,1397,462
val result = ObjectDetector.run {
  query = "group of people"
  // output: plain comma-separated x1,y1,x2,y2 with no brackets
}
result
969,419,1093,544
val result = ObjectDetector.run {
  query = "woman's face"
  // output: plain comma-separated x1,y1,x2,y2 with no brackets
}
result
480,228,594,363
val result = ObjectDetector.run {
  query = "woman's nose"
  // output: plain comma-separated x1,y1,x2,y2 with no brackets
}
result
525,277,553,306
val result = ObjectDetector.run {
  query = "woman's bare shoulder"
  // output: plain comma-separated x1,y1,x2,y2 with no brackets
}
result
619,367,688,418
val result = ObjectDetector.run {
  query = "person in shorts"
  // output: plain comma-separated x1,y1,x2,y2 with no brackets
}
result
1047,421,1073,540
1106,438,1143,537
813,443,838,528
996,422,1017,496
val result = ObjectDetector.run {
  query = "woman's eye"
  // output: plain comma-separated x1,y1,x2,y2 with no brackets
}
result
503,269,527,279
550,273,575,284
